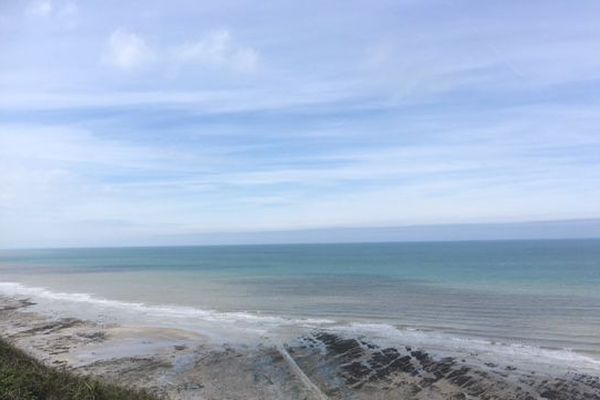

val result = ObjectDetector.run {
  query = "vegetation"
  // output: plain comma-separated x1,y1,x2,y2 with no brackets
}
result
0,337,157,400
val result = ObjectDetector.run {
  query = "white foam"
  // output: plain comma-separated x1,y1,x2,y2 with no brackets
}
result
2,281,599,371
0,281,333,328
337,322,600,371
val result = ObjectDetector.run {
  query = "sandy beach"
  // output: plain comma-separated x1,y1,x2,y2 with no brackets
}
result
1,295,599,400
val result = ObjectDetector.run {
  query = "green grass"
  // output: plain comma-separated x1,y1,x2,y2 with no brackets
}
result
0,337,157,400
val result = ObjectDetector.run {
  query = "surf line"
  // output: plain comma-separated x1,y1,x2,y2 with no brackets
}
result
277,343,329,400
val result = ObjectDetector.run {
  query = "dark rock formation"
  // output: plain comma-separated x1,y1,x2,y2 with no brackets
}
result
286,330,600,400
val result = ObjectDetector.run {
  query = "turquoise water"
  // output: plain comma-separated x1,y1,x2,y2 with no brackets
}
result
1,239,600,358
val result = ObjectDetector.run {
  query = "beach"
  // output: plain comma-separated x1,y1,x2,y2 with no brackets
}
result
2,295,599,399
1,241,600,398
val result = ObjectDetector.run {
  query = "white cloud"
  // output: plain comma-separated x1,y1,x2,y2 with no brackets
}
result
58,2,78,19
26,0,78,22
104,29,155,71
174,29,259,73
26,0,53,16
365,40,396,68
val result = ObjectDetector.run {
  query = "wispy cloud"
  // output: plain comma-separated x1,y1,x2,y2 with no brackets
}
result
26,0,53,16
103,29,155,71
174,29,259,73
102,28,259,74
2,0,600,246
25,0,78,27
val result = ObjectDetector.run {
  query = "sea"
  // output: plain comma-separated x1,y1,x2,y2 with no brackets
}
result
1,239,600,367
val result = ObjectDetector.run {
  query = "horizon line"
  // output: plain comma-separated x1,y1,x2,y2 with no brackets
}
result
2,217,600,250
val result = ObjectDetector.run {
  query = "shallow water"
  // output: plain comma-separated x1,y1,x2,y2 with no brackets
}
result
1,239,600,362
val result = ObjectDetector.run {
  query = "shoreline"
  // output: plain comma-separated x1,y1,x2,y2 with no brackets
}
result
1,295,599,399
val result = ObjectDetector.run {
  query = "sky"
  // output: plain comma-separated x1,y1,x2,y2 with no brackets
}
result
1,0,600,248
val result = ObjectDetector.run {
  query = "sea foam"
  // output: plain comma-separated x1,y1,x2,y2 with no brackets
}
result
0,281,333,327
336,322,600,371
2,281,599,371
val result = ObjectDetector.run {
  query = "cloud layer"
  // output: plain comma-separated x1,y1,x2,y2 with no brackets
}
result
1,0,600,247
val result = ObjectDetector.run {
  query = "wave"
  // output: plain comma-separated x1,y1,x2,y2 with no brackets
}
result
336,322,600,370
0,281,334,327
2,281,599,371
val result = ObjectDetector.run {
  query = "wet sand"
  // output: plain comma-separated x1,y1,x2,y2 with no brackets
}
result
1,296,599,399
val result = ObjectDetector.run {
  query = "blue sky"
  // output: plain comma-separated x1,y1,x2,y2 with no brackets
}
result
1,0,600,247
